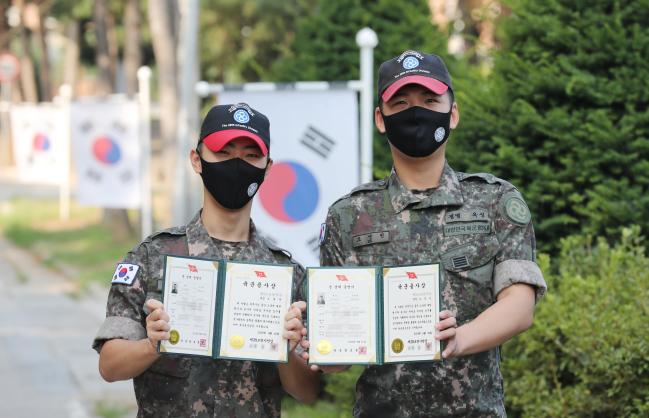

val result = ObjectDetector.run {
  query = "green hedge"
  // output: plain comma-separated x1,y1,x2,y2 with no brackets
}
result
502,227,649,417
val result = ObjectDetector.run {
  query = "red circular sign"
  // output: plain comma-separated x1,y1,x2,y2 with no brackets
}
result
0,52,20,83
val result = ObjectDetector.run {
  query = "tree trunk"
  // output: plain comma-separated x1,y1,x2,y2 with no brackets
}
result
16,0,38,102
123,0,141,97
62,20,79,94
93,0,116,94
33,3,52,101
94,0,134,239
148,0,179,227
0,2,10,51
103,209,134,241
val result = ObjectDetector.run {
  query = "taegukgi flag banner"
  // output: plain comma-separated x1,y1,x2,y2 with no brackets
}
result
71,98,141,208
219,89,360,266
10,103,68,185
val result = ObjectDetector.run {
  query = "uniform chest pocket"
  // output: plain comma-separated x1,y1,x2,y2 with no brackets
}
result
355,244,397,267
441,234,499,287
141,356,193,402
148,356,193,378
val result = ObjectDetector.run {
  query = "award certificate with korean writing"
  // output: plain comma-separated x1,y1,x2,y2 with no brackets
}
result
307,264,440,365
307,266,379,365
383,264,441,363
159,256,220,356
158,256,293,363
218,261,293,362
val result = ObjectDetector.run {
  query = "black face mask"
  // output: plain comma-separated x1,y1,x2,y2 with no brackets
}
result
199,156,267,210
382,105,452,158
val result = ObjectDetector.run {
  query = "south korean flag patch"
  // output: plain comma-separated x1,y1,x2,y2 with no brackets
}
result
318,223,327,246
112,263,140,285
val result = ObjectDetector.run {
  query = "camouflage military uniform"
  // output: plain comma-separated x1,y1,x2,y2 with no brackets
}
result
93,211,304,418
320,161,547,418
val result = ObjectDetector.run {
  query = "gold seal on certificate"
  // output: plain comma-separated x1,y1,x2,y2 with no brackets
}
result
158,256,294,363
307,264,441,365
391,338,404,354
316,340,332,355
229,335,245,350
169,330,180,345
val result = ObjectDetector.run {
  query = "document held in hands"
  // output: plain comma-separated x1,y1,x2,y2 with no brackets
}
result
307,264,441,365
158,255,294,363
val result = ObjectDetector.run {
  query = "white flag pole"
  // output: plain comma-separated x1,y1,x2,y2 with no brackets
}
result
58,84,72,221
355,27,378,184
138,66,153,240
173,0,200,226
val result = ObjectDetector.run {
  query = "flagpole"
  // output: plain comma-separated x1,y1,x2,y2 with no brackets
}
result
138,66,153,239
57,84,72,221
355,28,378,184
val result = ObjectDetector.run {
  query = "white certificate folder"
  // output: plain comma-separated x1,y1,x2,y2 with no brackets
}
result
307,264,442,365
158,255,294,363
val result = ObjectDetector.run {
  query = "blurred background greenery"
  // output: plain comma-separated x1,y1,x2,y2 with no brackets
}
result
1,0,648,416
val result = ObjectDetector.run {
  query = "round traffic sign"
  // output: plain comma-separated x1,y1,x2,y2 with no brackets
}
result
0,52,20,83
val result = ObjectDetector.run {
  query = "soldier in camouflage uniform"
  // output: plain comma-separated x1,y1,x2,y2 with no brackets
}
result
315,51,547,417
93,104,319,418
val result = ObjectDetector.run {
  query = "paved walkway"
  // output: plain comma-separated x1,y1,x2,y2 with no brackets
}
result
0,236,137,417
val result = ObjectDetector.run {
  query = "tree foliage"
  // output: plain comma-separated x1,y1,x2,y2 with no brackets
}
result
450,0,649,253
199,0,312,83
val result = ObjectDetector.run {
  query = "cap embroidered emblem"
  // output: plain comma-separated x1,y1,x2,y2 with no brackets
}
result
402,56,419,69
233,109,250,124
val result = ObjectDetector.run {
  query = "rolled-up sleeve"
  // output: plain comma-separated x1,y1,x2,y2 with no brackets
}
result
92,243,149,353
493,189,547,302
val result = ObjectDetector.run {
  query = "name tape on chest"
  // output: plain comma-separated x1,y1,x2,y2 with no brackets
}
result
112,263,140,285
445,207,490,223
352,231,391,248
444,222,491,237
444,207,492,236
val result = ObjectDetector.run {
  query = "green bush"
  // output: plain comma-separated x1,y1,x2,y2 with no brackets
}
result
502,227,649,417
450,0,649,253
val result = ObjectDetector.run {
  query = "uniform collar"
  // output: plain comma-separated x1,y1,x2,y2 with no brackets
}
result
388,160,464,213
185,210,265,258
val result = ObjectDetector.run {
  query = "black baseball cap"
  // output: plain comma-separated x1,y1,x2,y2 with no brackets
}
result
378,50,453,102
199,103,270,156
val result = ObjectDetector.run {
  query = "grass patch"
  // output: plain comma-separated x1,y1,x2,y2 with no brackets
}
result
0,198,138,289
94,401,134,418
282,397,350,418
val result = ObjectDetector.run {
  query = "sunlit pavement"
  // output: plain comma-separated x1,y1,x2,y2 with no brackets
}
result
0,235,137,418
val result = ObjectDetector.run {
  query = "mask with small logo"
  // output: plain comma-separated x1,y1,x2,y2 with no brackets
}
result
382,105,452,158
199,156,267,210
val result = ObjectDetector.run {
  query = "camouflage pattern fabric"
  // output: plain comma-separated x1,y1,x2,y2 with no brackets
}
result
93,211,305,418
320,161,547,418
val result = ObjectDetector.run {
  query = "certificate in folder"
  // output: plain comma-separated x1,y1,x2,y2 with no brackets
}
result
158,255,294,363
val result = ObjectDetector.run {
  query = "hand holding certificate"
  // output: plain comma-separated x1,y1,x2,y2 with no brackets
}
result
158,256,294,363
307,264,442,365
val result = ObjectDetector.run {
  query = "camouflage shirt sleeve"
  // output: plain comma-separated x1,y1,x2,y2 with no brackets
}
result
288,261,306,304
493,187,547,302
92,242,150,353
319,207,346,267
